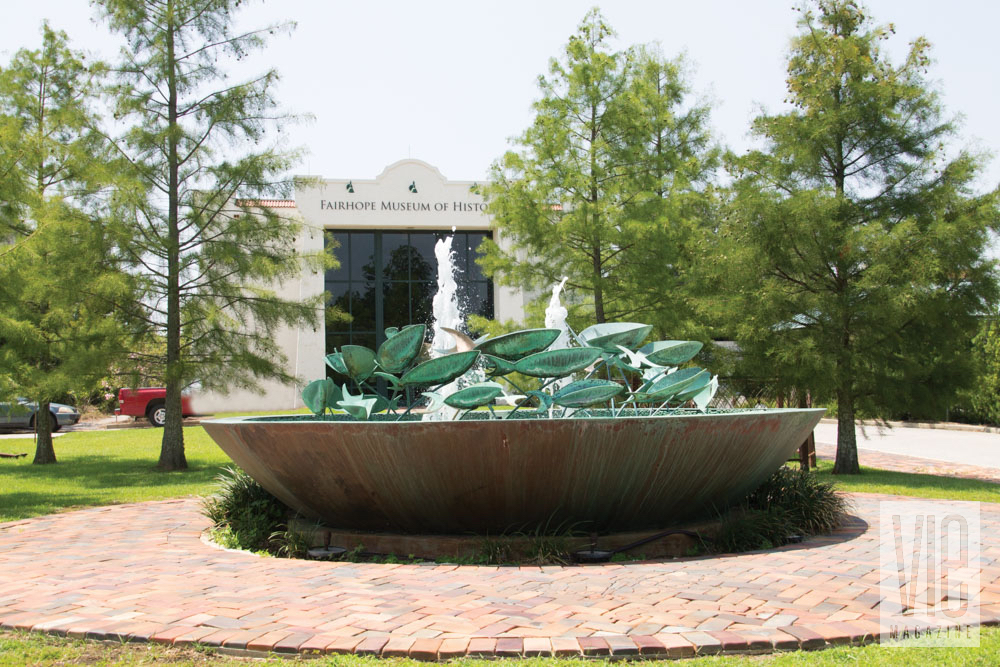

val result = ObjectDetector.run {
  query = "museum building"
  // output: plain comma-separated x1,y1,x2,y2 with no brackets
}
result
195,159,527,413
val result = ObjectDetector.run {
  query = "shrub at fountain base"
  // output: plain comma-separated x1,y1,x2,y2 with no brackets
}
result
202,465,848,563
202,467,291,554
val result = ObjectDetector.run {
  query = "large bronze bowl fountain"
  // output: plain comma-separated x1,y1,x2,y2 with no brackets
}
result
203,408,823,534
202,322,824,534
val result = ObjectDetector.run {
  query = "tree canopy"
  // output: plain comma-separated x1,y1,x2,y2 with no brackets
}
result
96,0,331,470
0,24,129,463
712,0,999,473
479,9,718,337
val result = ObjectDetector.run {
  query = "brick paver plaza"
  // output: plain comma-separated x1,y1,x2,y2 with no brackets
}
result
2,487,999,660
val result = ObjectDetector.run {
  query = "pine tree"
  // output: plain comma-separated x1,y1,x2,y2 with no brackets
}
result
718,0,998,474
479,9,717,336
0,24,128,464
96,0,330,470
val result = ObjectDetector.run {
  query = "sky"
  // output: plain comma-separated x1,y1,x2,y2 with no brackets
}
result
1,1,998,191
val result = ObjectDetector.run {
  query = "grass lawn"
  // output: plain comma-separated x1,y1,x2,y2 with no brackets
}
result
1,628,999,665
0,427,230,523
811,459,1000,503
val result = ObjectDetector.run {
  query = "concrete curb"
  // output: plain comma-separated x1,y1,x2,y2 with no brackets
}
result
818,418,1000,435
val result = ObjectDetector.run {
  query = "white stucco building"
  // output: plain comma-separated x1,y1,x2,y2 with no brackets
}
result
194,159,526,412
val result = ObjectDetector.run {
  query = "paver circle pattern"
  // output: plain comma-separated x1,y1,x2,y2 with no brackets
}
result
1,494,997,659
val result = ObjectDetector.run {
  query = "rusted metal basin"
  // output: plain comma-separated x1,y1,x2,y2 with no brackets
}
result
202,409,825,534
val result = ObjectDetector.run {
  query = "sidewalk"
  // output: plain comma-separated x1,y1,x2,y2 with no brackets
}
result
814,422,1000,469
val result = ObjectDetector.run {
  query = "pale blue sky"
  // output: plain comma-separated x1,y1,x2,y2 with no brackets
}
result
2,1,998,190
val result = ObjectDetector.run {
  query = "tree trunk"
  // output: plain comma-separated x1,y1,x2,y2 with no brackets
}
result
157,3,187,472
832,385,859,474
158,381,187,470
32,401,56,464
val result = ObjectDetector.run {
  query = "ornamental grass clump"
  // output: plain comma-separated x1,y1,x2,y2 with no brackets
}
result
202,466,288,553
714,466,849,553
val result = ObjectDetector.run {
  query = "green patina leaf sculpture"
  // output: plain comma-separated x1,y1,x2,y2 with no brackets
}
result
301,378,340,415
578,322,653,353
444,382,505,409
636,367,709,402
305,319,717,420
524,390,554,415
400,350,480,386
673,373,716,408
422,391,446,413
475,328,561,361
341,345,377,382
337,384,379,420
553,379,624,408
514,346,602,378
324,352,348,375
641,340,703,366
373,371,404,390
482,353,517,376
376,324,426,373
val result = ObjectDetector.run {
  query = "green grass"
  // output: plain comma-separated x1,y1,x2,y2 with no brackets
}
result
811,459,1000,503
0,427,230,523
1,628,999,665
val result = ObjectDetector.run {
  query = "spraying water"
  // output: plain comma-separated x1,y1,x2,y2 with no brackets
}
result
425,231,464,420
543,276,573,406
544,277,571,350
429,234,461,356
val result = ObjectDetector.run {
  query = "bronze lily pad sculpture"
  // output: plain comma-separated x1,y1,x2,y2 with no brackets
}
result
301,320,720,421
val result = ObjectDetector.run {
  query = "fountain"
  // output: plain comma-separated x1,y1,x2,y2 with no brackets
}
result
424,233,465,421
202,255,824,535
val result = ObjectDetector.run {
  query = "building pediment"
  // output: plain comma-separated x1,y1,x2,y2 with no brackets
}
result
295,159,488,230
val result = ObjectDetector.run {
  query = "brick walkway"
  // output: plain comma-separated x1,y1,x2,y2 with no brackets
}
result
1,494,998,659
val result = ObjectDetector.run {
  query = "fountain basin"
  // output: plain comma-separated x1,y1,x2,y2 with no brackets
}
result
202,408,825,534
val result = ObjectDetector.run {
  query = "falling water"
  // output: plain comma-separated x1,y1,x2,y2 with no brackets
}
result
543,276,573,405
544,277,571,350
425,230,464,420
430,234,461,356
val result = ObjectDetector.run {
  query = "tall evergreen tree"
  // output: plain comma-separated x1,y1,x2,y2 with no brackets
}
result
479,9,717,336
96,0,330,470
717,0,998,473
0,25,127,464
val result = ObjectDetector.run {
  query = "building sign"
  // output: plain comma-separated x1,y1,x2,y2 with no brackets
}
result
319,200,487,213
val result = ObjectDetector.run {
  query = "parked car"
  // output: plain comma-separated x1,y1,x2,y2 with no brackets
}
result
116,388,195,427
0,398,80,431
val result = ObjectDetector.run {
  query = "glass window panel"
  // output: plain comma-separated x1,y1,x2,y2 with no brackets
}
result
382,281,411,326
451,232,469,277
350,281,376,333
326,282,351,332
459,282,492,320
325,281,350,302
351,332,377,351
408,234,438,282
350,232,376,282
381,233,410,281
325,232,350,280
466,233,489,281
411,281,435,332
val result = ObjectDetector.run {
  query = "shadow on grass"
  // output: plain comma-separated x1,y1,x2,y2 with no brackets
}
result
3,455,226,488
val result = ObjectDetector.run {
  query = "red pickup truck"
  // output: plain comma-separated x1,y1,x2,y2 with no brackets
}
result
116,388,195,427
